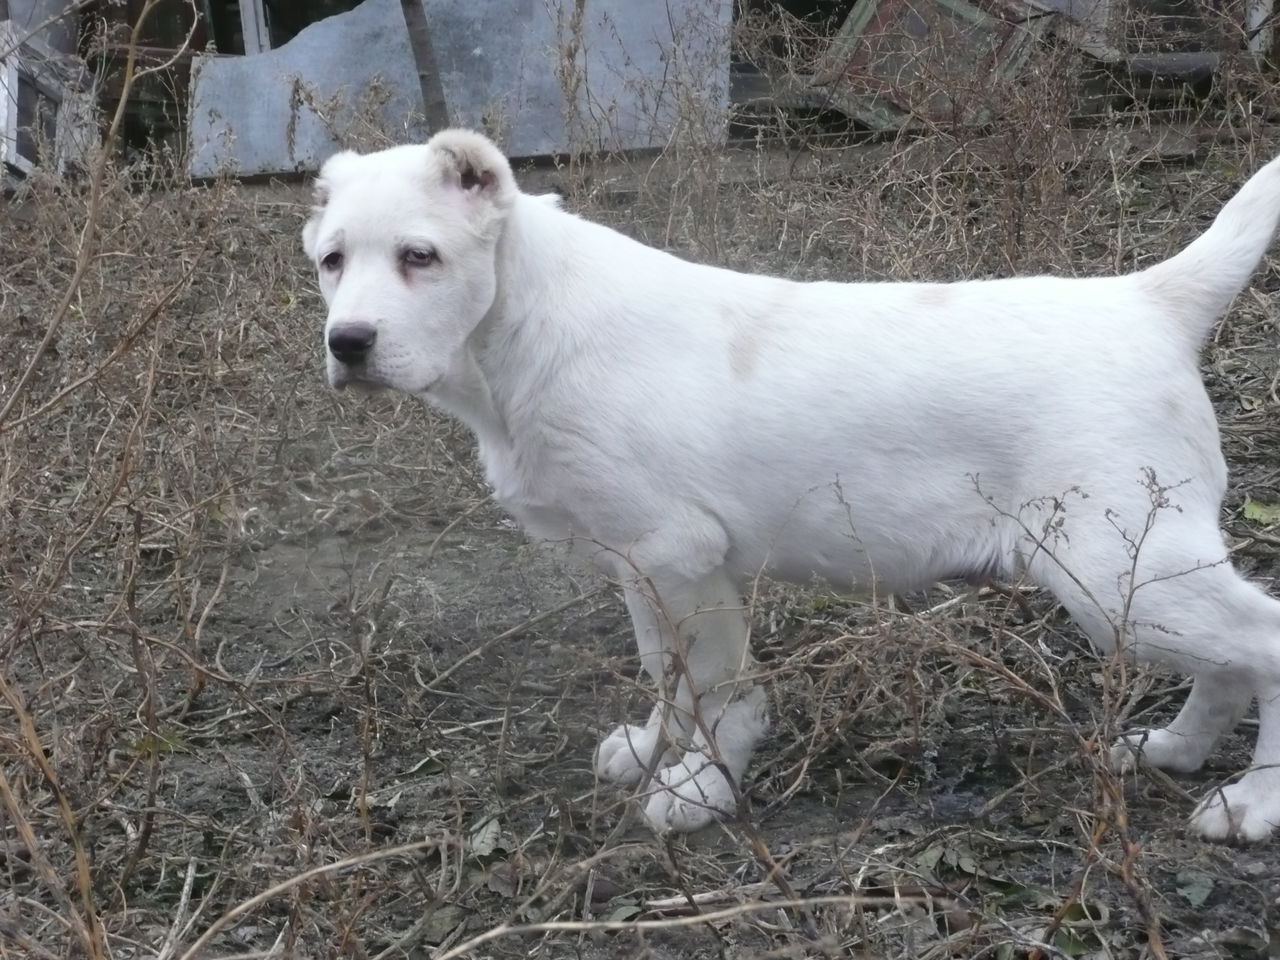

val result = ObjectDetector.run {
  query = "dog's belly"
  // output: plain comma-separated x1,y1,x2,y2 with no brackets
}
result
728,521,1004,594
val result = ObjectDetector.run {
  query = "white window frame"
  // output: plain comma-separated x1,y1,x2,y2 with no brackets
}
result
0,24,75,177
239,0,271,55
233,2,366,55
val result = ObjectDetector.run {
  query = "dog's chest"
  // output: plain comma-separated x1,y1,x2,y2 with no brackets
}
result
479,437,580,542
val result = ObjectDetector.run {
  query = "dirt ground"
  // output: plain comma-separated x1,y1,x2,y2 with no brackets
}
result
6,122,1280,959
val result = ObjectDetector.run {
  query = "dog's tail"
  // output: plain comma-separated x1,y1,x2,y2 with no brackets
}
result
1141,153,1280,344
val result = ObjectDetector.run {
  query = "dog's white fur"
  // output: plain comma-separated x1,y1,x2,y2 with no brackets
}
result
304,129,1280,841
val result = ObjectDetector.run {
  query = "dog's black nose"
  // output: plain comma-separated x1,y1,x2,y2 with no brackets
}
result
328,323,376,364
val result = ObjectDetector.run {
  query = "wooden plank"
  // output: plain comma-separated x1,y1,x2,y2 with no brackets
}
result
512,124,1238,197
399,0,451,131
810,0,1051,130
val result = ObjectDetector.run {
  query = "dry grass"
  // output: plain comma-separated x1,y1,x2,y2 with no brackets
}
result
5,4,1280,958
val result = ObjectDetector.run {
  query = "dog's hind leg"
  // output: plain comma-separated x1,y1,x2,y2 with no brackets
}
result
1183,584,1280,841
1111,672,1249,774
1026,507,1280,841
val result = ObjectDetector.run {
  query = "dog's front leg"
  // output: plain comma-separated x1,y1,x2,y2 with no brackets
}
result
596,566,767,832
594,585,690,786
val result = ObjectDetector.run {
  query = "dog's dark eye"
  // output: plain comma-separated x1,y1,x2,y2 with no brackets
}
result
403,248,438,267
321,250,343,271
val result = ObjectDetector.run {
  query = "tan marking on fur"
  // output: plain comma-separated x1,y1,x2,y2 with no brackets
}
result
915,285,953,310
726,302,780,381
729,326,761,380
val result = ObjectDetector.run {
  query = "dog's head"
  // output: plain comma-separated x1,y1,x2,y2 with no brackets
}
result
302,130,517,394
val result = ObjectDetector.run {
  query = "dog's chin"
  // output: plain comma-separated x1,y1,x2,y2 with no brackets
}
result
328,368,387,395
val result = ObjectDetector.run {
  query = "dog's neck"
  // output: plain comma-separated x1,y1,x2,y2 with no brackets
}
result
423,192,577,460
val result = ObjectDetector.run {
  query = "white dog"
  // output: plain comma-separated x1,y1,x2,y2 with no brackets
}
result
303,129,1280,842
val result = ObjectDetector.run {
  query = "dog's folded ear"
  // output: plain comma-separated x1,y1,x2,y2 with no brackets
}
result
428,129,517,216
302,212,320,259
302,150,359,258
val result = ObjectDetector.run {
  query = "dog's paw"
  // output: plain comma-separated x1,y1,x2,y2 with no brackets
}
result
1191,779,1280,843
1109,728,1209,774
641,753,735,833
595,723,673,786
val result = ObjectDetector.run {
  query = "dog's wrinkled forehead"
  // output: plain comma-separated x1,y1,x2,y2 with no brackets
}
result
315,147,444,230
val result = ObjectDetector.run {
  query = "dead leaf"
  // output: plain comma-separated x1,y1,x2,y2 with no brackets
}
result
486,859,520,899
1175,870,1214,908
467,816,504,859
422,904,467,945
